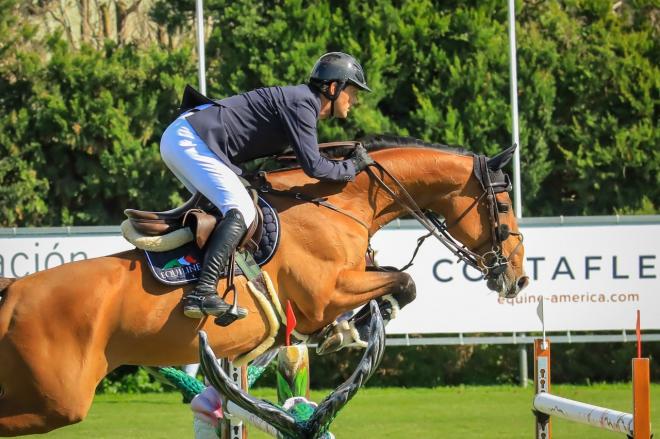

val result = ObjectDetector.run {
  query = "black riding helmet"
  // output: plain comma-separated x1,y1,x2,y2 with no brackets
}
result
309,52,371,116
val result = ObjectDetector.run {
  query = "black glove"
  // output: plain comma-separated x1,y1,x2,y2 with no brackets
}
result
349,145,375,173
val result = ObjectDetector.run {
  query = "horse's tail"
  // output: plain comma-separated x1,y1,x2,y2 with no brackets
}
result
0,277,14,300
0,277,14,301
0,277,16,339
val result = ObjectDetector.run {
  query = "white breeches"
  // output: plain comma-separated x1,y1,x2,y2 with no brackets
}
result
160,115,257,229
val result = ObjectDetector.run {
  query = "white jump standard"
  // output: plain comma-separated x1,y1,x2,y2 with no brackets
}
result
533,337,651,439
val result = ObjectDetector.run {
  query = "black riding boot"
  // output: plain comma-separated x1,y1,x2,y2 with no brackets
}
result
183,209,248,319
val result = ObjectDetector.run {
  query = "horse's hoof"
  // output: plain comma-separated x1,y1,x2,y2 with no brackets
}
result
316,320,367,355
317,331,344,355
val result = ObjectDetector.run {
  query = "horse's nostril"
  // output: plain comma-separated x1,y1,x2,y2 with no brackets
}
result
517,276,530,290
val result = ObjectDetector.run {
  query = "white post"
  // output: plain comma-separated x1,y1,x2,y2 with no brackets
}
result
195,0,207,95
518,339,528,388
534,339,551,438
507,0,522,218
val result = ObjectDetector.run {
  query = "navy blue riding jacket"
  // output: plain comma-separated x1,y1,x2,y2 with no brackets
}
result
185,84,356,182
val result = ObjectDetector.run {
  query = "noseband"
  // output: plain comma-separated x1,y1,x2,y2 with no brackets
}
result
365,152,523,279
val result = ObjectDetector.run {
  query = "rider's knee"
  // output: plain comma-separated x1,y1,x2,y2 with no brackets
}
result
237,203,257,229
223,198,257,230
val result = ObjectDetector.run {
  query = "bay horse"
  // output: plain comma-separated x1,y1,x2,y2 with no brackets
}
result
0,137,528,436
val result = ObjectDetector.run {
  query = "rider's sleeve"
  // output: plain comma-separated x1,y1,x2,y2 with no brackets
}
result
281,100,356,182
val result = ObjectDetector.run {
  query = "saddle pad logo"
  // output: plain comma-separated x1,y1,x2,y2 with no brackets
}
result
144,242,203,285
163,254,199,269
143,196,280,286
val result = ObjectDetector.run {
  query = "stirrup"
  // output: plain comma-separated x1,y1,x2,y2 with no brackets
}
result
214,283,248,327
214,308,243,327
213,285,247,328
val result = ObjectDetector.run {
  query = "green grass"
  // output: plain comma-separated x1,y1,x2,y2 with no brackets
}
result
26,384,659,438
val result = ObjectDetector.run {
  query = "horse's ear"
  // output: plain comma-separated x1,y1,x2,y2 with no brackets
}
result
487,144,517,171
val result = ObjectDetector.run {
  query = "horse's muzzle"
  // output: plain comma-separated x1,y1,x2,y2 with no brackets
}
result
488,273,529,299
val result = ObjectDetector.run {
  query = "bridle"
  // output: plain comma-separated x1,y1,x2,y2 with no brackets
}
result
365,153,524,279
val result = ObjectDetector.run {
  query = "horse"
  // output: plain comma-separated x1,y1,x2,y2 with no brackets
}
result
0,136,528,435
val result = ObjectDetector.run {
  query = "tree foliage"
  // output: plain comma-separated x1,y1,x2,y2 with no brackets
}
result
1,0,658,223
1,3,195,225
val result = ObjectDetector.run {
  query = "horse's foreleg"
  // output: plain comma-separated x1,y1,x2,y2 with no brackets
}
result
315,270,416,354
333,269,416,317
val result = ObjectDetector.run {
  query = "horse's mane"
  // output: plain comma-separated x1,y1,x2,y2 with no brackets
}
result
359,134,473,156
309,134,473,161
242,134,473,175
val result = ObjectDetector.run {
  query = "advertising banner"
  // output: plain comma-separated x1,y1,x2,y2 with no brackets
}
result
371,222,659,334
1,221,658,334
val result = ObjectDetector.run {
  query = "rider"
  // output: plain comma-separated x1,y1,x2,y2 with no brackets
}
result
160,52,374,321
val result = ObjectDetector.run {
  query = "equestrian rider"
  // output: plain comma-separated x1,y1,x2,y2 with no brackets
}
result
160,52,374,321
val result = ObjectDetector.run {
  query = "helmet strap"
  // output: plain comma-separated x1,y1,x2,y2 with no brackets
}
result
324,81,346,118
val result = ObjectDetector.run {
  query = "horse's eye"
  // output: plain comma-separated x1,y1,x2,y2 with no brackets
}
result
497,201,509,213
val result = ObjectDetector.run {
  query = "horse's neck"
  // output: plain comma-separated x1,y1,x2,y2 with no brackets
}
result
366,148,474,232
263,148,474,234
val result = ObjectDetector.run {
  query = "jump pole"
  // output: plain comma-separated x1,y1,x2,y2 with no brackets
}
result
533,327,651,438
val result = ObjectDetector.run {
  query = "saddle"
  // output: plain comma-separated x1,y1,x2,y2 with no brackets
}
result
124,191,263,253
123,140,361,251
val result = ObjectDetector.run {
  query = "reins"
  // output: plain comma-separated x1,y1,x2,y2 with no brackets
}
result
255,146,523,278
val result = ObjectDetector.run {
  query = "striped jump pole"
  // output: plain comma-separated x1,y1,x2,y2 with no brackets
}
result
533,311,651,438
219,360,248,439
534,339,551,439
